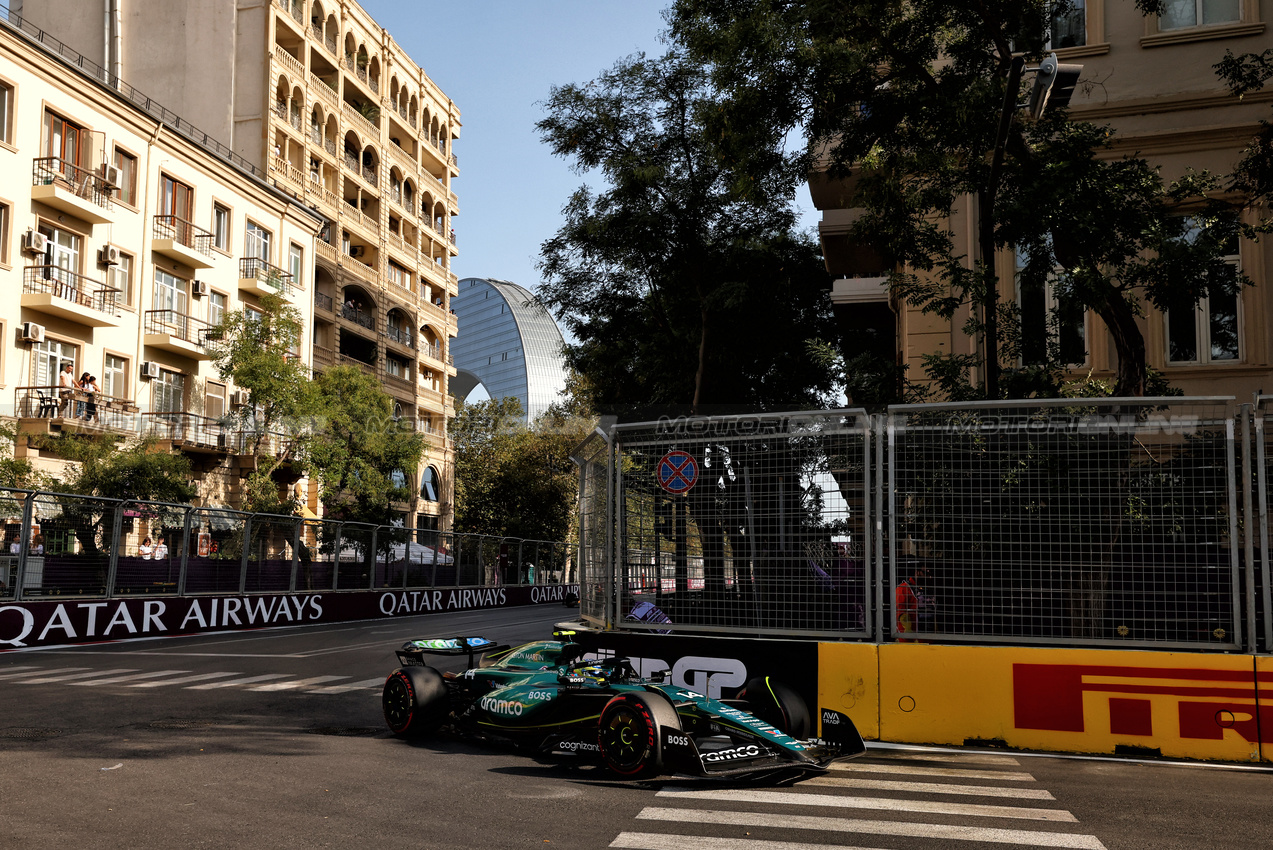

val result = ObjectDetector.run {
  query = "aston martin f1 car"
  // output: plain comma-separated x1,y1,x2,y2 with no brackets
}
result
381,630,866,779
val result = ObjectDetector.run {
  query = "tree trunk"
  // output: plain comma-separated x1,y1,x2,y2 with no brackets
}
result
1093,295,1146,397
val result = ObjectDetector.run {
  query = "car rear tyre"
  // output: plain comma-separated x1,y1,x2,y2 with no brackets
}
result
741,676,810,739
597,692,679,778
383,665,448,737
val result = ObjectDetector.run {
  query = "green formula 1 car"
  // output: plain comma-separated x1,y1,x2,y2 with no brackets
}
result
382,630,865,780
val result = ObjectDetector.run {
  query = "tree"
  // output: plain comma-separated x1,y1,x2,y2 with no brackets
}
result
305,365,425,526
671,0,1252,398
536,49,838,415
451,396,591,542
205,292,315,514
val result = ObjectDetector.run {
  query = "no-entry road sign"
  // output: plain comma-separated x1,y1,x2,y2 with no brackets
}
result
657,450,699,495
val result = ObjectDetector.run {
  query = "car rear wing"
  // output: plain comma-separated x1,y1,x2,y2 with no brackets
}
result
396,636,511,668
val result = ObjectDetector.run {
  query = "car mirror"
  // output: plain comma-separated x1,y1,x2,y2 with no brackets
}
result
647,669,668,683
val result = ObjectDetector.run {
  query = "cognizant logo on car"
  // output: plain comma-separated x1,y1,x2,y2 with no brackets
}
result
480,696,524,716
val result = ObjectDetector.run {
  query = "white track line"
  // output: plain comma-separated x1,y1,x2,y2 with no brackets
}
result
636,808,1107,849
306,677,385,693
70,669,191,686
656,788,1074,822
612,832,887,850
0,666,44,680
15,668,137,684
833,763,1036,781
249,675,348,691
802,776,1055,799
186,673,290,689
877,752,1022,766
131,671,244,687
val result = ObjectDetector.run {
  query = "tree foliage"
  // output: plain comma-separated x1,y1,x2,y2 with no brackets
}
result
451,396,592,542
305,365,425,525
671,0,1254,398
536,49,838,415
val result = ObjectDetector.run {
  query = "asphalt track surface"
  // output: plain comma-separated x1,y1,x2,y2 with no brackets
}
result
2,605,1271,849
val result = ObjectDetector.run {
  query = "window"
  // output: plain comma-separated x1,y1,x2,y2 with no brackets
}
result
387,260,409,289
113,148,138,206
153,370,185,414
206,382,226,421
208,291,227,327
32,338,77,387
289,242,303,281
420,466,439,502
213,203,230,251
1166,234,1241,364
245,221,272,262
386,355,407,378
109,252,134,307
153,269,188,315
1160,0,1241,29
160,174,193,221
0,201,9,265
1049,0,1086,48
43,110,85,170
0,81,12,145
101,354,127,400
1015,247,1086,366
37,223,83,296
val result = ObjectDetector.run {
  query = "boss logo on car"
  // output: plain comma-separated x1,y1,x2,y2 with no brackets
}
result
702,744,765,763
479,696,524,716
665,733,690,747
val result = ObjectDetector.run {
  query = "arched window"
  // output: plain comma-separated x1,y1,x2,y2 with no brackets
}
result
420,466,440,502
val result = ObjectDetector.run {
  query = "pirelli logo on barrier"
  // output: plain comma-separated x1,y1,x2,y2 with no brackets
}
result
1013,663,1273,745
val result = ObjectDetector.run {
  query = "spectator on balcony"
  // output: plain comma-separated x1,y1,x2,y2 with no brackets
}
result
139,537,154,560
83,375,99,422
153,537,169,561
57,362,76,416
74,372,91,418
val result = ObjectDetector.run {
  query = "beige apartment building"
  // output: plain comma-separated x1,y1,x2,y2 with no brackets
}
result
814,1,1273,400
0,6,324,507
19,0,462,532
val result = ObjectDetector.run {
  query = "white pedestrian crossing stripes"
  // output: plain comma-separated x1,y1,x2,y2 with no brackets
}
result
610,750,1109,850
0,664,385,694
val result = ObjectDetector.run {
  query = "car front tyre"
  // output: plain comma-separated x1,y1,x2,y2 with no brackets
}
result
597,692,678,778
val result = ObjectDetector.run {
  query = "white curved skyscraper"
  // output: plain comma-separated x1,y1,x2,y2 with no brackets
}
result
450,278,568,421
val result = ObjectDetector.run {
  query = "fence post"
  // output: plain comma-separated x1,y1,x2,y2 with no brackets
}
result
239,514,253,593
332,521,343,590
178,508,193,596
288,519,301,592
369,525,379,590
876,411,889,643
1257,400,1272,653
1241,404,1257,653
105,499,125,597
15,493,33,601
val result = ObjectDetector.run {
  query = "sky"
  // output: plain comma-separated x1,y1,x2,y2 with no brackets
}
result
358,0,819,303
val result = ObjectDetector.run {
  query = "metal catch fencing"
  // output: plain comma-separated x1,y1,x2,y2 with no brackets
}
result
574,398,1273,653
0,488,569,602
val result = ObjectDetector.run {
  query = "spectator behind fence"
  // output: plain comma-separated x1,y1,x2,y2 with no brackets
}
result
153,537,169,561
896,564,934,641
139,537,154,559
32,534,44,555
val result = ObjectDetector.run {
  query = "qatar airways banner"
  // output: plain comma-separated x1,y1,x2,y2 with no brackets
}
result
0,584,579,649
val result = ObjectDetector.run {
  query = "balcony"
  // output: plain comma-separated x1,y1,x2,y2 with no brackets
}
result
238,257,295,299
340,304,375,330
15,385,137,436
152,215,215,269
386,325,414,350
337,353,377,376
143,310,215,359
31,158,114,224
22,267,121,326
141,412,230,453
315,292,334,313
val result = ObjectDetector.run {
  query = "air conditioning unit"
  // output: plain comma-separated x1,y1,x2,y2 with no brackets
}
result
141,361,162,380
349,245,366,258
22,231,48,255
97,163,120,190
21,322,45,343
230,389,250,407
98,244,121,266
193,280,209,297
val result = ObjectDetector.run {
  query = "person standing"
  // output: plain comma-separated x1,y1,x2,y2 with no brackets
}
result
83,375,99,422
896,564,932,641
138,537,154,559
153,537,169,561
57,362,77,417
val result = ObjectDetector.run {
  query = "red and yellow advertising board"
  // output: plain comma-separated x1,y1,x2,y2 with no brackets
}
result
863,644,1269,762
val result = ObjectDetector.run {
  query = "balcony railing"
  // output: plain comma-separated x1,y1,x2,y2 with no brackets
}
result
32,157,114,211
23,267,120,316
273,46,303,78
16,385,137,431
341,304,375,329
141,412,230,450
386,326,414,349
315,292,334,313
238,257,294,296
153,215,214,258
343,150,359,172
145,309,215,346
337,353,377,376
361,164,378,187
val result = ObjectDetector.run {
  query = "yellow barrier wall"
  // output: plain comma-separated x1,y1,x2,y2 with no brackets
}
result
825,644,1271,762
